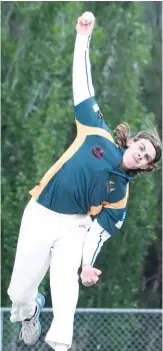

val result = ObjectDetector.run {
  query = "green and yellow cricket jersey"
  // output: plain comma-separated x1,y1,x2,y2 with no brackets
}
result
29,34,133,237
30,96,132,236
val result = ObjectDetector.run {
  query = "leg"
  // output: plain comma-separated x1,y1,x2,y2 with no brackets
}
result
45,216,91,350
7,199,59,322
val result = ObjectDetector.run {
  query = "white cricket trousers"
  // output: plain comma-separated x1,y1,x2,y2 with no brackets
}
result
7,198,92,350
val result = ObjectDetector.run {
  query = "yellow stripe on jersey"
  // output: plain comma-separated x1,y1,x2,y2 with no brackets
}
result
88,183,129,216
88,204,103,216
29,133,86,200
76,120,117,145
103,182,129,209
29,120,117,200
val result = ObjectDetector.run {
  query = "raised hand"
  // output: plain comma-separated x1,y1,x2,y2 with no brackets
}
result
76,12,95,36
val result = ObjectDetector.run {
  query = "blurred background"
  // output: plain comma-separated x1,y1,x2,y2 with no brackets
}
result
1,1,162,350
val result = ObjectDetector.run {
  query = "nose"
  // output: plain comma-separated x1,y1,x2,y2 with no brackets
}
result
138,153,142,160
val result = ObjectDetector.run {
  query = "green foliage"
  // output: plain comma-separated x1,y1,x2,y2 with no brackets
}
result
2,2,161,308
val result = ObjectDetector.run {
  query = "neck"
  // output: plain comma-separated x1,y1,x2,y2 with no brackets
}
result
118,161,128,173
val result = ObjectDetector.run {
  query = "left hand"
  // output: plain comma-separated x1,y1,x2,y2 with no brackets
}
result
80,264,102,287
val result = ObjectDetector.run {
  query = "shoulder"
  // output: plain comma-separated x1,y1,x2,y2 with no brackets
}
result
74,97,113,133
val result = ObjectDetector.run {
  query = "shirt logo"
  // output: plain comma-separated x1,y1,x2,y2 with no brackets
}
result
92,146,104,159
98,111,103,119
106,181,115,193
93,103,99,112
115,211,126,229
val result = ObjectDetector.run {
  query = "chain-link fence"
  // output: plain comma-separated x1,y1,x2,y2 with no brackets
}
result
1,308,162,351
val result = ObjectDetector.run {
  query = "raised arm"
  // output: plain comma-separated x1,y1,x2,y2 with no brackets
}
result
73,12,95,106
73,13,111,133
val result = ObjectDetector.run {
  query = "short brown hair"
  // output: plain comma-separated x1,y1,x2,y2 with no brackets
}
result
114,122,162,175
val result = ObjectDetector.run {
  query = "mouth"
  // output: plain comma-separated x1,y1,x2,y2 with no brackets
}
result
133,155,139,164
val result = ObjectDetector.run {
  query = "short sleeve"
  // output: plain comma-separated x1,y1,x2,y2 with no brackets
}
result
97,207,127,235
74,97,112,133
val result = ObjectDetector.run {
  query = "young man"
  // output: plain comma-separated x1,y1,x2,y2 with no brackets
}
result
7,12,161,351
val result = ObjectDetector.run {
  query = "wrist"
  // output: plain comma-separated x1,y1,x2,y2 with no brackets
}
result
76,32,90,37
82,264,93,269
76,33,91,44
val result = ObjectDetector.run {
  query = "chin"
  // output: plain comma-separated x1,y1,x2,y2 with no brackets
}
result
129,159,139,169
126,162,137,170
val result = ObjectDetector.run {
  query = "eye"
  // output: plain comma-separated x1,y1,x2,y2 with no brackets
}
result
145,155,150,162
139,146,144,151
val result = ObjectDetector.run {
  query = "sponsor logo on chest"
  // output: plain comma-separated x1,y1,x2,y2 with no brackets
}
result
92,146,104,159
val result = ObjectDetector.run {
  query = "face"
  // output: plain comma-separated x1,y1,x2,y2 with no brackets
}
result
122,138,156,170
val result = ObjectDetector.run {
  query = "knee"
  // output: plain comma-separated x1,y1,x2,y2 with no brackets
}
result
7,286,27,305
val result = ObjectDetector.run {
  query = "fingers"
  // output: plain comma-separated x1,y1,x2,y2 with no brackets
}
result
94,268,102,276
76,14,95,36
82,275,99,287
80,267,102,287
77,16,90,26
81,267,102,277
86,275,99,284
81,11,95,24
77,14,95,26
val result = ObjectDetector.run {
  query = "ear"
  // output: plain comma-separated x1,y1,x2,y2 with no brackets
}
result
126,138,135,147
